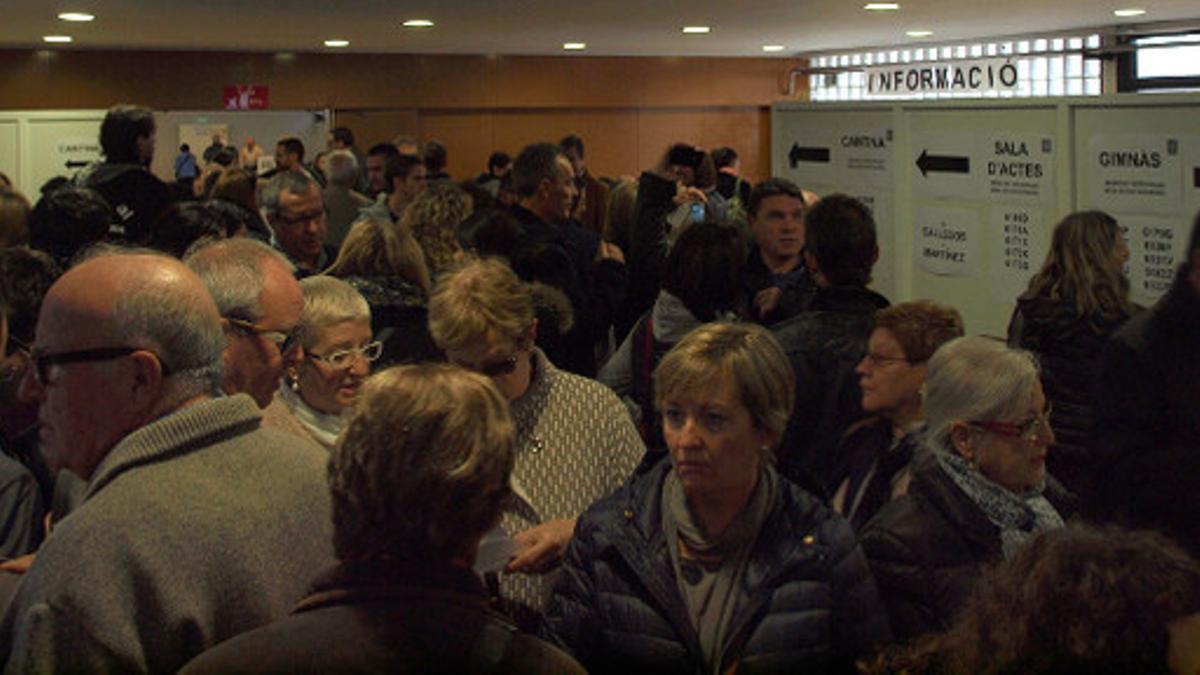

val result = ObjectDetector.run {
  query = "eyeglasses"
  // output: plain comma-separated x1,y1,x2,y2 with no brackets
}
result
453,354,520,378
28,346,165,386
968,404,1054,444
225,316,299,354
273,209,326,228
307,341,383,370
860,352,912,368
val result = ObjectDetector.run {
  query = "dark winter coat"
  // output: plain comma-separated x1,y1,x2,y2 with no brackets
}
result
340,275,440,368
860,453,1078,642
1007,293,1134,498
545,458,891,674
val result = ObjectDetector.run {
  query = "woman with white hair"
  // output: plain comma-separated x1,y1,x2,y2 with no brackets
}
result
269,275,380,450
860,336,1075,642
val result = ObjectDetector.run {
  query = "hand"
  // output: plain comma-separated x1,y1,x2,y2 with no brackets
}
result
596,241,625,263
754,287,783,318
505,518,576,574
0,554,35,575
672,186,707,206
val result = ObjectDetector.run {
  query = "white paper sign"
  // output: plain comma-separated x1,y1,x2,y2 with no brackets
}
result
54,137,101,172
1116,213,1186,305
1084,135,1182,216
914,206,980,277
983,133,1055,205
867,57,1018,96
988,206,1046,303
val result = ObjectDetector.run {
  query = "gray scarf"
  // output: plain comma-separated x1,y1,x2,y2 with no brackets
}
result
661,464,778,674
936,451,1064,559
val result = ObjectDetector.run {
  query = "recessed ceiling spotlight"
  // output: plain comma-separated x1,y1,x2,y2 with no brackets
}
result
762,45,785,52
324,39,350,48
682,26,711,34
906,30,934,37
43,35,73,43
57,12,95,22
864,3,901,10
402,19,434,28
1113,8,1146,17
563,42,587,50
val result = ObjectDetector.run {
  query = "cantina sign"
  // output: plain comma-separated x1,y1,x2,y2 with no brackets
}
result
866,58,1018,96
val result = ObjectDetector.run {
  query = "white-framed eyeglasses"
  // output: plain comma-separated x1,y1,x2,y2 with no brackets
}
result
307,341,383,369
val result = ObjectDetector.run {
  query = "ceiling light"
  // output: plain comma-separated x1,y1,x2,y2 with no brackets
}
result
864,3,901,10
57,12,94,22
402,19,434,28
324,39,350,48
43,35,73,43
762,45,785,52
906,30,934,37
1113,8,1146,17
563,42,587,50
682,26,711,34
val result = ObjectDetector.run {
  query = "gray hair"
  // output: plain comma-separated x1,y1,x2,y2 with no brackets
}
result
184,238,294,321
922,336,1041,451
296,275,371,350
330,363,515,562
261,170,319,217
324,150,359,188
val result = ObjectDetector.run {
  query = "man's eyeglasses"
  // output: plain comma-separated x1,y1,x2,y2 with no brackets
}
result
968,404,1054,444
225,317,299,354
28,346,166,386
274,209,326,228
307,341,383,370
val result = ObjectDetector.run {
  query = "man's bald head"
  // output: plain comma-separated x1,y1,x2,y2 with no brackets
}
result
23,253,225,478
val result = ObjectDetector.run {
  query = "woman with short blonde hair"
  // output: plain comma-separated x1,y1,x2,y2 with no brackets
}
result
400,182,470,276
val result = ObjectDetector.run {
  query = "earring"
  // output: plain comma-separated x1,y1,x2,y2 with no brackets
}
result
286,370,299,392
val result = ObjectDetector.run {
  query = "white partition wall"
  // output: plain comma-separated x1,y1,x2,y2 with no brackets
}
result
773,95,1200,337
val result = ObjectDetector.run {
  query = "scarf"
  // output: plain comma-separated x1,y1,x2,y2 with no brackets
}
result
936,451,1064,559
661,464,778,674
278,382,350,451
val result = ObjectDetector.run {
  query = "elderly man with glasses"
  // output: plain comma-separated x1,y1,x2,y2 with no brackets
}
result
0,251,334,673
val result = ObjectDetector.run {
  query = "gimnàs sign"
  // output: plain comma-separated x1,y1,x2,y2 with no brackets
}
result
866,58,1019,96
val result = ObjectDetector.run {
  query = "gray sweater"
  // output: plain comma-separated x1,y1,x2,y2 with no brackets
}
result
0,394,336,674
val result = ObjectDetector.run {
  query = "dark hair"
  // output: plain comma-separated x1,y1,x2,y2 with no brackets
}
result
368,142,400,160
559,134,584,158
748,177,805,218
151,201,240,258
662,220,747,322
38,176,71,198
0,248,61,348
804,194,877,287
487,151,511,173
667,143,704,169
212,145,238,168
711,147,738,170
511,143,566,198
866,525,1200,675
28,186,114,264
457,179,496,217
277,137,305,163
462,209,523,260
99,104,155,164
693,152,717,191
385,153,424,186
330,126,355,147
180,143,190,153
1190,208,1200,259
423,140,448,173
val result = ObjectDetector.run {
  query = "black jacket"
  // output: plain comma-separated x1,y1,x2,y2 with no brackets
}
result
181,560,583,675
341,275,440,368
545,458,891,675
860,454,1077,642
1007,294,1134,498
1092,268,1200,557
743,248,817,326
621,171,678,341
79,162,171,245
772,285,890,493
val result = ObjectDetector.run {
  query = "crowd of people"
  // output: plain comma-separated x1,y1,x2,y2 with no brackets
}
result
0,102,1196,673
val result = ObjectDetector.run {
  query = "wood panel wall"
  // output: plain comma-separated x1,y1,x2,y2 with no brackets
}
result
0,49,808,181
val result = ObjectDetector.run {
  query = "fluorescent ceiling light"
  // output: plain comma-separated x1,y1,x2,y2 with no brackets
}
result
906,30,934,37
864,3,901,10
762,45,785,52
57,12,95,22
682,26,711,34
1113,8,1146,17
402,19,434,28
324,39,350,48
563,42,586,50
43,35,73,43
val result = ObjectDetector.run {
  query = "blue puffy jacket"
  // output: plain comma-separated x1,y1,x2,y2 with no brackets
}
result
545,458,891,674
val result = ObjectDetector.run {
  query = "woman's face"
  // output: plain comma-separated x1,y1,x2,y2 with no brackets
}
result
443,329,533,402
295,319,373,415
857,328,926,423
662,374,776,501
1111,230,1131,271
958,380,1055,493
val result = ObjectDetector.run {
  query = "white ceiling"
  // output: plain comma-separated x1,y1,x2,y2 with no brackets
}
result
3,1,1199,57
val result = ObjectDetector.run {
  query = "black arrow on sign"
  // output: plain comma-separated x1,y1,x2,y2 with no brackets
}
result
65,160,90,169
916,150,970,177
789,144,831,168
